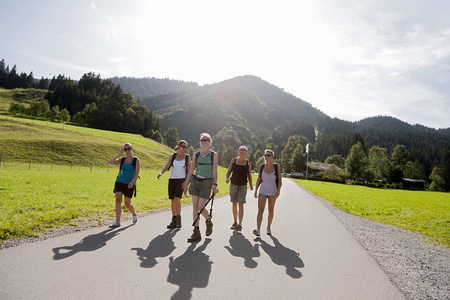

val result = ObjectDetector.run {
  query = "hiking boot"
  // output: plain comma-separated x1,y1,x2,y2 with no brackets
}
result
230,221,238,230
187,227,201,243
109,222,121,228
267,226,272,235
253,228,260,237
167,216,176,229
205,218,213,236
236,224,242,232
176,215,182,228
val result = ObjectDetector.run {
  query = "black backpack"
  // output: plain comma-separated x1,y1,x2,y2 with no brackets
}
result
116,156,139,196
168,153,190,176
258,163,281,188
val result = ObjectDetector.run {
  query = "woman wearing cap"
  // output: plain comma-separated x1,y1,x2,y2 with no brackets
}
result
253,149,282,236
225,145,253,232
109,143,139,228
158,140,191,229
182,133,218,242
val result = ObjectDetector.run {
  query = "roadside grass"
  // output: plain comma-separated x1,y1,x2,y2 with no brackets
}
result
0,167,230,241
295,180,450,248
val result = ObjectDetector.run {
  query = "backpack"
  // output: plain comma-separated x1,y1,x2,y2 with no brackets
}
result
116,156,139,197
195,150,215,169
168,153,190,176
258,163,281,188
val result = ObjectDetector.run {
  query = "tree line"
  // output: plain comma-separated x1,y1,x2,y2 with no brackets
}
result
1,59,162,140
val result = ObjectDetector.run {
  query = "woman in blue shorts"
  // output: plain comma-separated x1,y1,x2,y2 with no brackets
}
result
158,140,191,229
109,143,139,228
225,145,253,232
253,149,282,236
182,133,218,242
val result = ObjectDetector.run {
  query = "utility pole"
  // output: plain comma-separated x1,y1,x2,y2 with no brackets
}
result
306,143,309,180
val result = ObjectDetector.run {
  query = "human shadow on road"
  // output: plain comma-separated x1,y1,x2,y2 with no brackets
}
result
167,238,213,300
224,231,260,268
131,229,179,268
52,225,132,260
258,236,304,278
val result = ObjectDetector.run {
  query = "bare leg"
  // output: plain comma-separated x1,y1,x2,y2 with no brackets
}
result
232,202,238,222
267,196,277,227
115,192,123,223
124,196,136,216
238,202,244,224
173,197,182,215
256,196,267,229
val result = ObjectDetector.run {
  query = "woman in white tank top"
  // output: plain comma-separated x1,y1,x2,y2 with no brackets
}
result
158,140,191,229
253,149,282,236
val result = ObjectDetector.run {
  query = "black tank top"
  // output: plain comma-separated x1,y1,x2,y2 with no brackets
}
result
230,159,249,186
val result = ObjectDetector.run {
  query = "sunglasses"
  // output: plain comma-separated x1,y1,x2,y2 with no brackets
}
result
200,139,210,142
180,145,187,149
124,148,132,151
264,154,272,157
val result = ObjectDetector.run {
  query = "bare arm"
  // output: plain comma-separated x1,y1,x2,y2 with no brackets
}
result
109,149,124,165
212,152,219,194
225,158,234,184
158,154,173,179
248,162,253,190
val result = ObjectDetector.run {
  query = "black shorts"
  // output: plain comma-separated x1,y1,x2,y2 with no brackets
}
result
169,178,185,199
114,181,135,198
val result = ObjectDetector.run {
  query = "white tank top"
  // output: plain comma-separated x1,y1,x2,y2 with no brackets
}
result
259,170,278,196
170,158,186,179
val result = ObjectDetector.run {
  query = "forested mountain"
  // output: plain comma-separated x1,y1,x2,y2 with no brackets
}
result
109,76,198,100
120,75,449,178
140,75,330,145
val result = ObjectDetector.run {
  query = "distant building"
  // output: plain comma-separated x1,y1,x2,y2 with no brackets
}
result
306,162,342,177
402,178,427,190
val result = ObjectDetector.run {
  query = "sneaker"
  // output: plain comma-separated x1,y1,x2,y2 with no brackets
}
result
230,221,238,230
236,224,242,232
133,215,138,224
253,228,260,237
109,222,121,228
205,218,213,236
187,228,201,243
267,227,272,235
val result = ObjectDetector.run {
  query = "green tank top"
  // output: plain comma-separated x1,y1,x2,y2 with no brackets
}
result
195,151,214,178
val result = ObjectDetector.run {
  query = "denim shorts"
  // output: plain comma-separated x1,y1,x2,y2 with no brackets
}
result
189,177,213,199
229,183,247,203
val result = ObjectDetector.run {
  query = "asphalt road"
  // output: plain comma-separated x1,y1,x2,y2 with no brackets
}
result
0,179,405,299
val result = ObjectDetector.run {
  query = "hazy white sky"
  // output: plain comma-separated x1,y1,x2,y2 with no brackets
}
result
1,0,449,129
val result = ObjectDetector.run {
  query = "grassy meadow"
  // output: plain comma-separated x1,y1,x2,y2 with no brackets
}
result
0,115,229,241
295,180,450,248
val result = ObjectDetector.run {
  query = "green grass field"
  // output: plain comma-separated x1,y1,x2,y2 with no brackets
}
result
295,180,450,248
0,167,230,240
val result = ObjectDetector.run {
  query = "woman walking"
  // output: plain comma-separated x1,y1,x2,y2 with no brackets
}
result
225,145,253,232
158,140,191,229
109,143,139,228
253,149,282,236
182,133,218,242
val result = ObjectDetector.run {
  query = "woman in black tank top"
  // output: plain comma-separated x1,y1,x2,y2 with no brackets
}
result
225,146,253,231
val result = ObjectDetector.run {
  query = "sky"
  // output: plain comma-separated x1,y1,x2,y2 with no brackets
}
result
1,0,449,129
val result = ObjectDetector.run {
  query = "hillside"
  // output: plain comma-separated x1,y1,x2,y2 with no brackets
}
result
0,116,173,169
